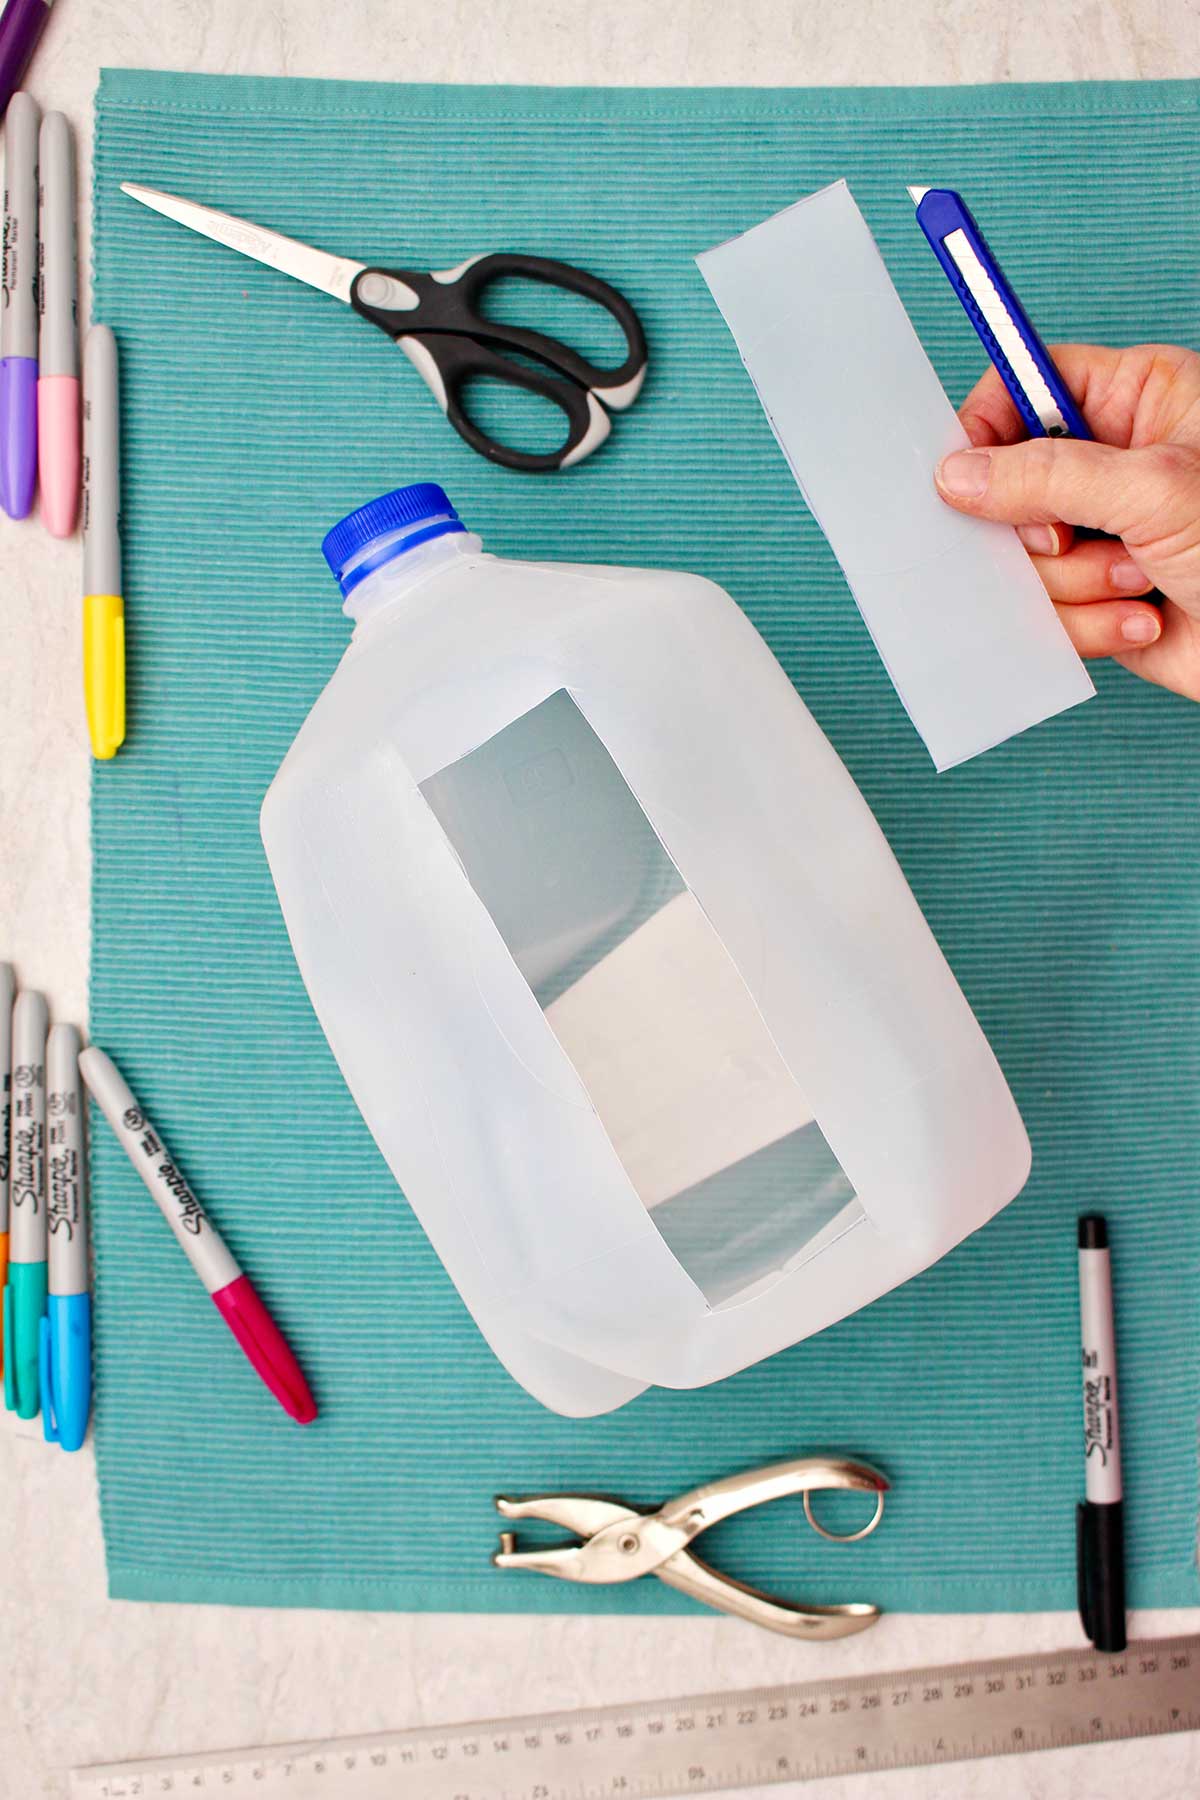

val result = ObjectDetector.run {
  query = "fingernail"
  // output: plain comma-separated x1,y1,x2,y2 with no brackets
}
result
1111,556,1151,592
1120,611,1161,646
936,449,991,498
1017,523,1060,556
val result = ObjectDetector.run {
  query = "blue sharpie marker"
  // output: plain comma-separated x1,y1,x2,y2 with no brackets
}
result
908,185,1092,443
39,1023,91,1450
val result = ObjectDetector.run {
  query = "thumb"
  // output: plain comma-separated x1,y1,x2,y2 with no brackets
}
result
934,438,1200,544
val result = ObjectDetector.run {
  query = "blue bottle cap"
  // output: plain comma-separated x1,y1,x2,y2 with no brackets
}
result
322,483,465,598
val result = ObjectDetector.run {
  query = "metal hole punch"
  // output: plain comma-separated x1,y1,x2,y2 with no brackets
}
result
491,1455,888,1639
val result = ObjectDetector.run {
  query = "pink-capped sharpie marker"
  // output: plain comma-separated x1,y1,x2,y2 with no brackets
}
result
79,1044,317,1425
37,111,80,537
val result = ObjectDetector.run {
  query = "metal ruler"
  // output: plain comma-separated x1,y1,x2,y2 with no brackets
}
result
71,1634,1200,1799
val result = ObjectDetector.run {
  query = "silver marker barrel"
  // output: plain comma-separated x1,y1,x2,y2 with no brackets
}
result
37,111,76,376
0,962,14,1241
79,1045,241,1293
46,1024,87,1295
82,324,121,597
9,988,47,1262
2,91,39,359
36,110,79,536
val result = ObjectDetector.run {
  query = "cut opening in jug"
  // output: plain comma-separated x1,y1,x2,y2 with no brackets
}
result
419,687,857,1305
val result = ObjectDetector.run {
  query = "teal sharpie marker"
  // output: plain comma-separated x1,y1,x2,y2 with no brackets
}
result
39,1024,90,1449
3,989,47,1417
0,963,14,1338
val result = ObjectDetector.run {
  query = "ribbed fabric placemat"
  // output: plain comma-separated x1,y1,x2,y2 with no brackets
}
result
90,70,1200,1613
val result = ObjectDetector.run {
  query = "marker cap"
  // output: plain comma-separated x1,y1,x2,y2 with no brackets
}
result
0,355,38,517
39,1289,90,1449
210,1272,317,1425
37,373,80,536
83,593,126,758
1076,1499,1126,1653
3,1257,47,1417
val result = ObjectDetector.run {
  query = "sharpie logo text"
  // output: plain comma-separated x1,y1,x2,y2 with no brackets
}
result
1082,1372,1112,1466
157,1158,207,1234
10,1116,43,1212
47,1146,81,1238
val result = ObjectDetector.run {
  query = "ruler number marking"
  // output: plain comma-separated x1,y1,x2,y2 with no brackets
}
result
72,1634,1200,1799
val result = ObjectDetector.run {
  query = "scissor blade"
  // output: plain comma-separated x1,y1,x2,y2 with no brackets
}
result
120,182,365,304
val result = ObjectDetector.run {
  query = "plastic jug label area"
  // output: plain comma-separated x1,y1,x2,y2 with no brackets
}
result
419,690,855,1304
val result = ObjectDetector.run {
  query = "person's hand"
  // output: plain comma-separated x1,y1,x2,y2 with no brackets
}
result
934,343,1200,700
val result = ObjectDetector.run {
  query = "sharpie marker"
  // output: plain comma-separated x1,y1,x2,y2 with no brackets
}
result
1,91,40,517
37,111,79,537
3,988,47,1418
82,324,125,757
80,1046,317,1424
0,1,53,119
1076,1215,1126,1653
0,962,14,1348
39,1024,90,1448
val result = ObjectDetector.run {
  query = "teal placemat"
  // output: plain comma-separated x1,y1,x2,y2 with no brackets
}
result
91,70,1200,1613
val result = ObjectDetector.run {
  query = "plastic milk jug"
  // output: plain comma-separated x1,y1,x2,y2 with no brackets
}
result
262,483,1031,1417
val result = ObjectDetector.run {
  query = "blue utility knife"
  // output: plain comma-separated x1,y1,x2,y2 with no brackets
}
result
908,186,1092,442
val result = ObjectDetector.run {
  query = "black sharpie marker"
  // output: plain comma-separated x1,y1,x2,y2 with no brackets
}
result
1076,1215,1126,1653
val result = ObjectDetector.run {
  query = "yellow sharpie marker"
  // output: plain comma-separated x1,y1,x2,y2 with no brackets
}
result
82,324,125,759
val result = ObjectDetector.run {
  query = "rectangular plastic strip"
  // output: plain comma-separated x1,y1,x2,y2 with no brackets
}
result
696,180,1095,772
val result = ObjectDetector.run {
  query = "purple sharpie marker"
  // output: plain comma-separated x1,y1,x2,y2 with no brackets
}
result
0,1,52,118
1,90,39,517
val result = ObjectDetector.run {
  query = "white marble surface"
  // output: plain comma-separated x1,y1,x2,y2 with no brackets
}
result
2,2,1198,1796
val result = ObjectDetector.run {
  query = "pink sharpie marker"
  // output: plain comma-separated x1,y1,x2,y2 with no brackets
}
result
79,1045,317,1425
37,111,80,536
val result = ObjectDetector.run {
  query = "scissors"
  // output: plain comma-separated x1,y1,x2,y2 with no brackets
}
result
492,1455,888,1639
120,182,649,475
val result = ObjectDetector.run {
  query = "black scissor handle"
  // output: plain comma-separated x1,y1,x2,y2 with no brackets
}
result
396,329,611,473
443,252,648,404
351,255,648,407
